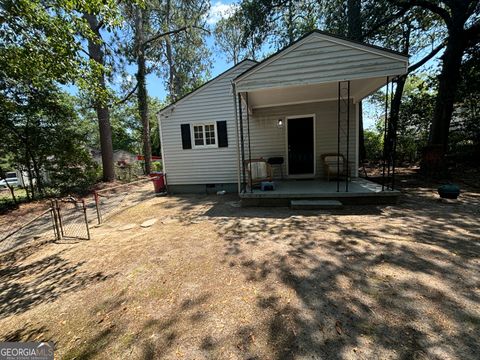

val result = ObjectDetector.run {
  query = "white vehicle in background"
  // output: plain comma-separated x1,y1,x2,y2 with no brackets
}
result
0,172,20,188
0,171,33,189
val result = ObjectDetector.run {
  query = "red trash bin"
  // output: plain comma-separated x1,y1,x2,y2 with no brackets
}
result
150,172,166,193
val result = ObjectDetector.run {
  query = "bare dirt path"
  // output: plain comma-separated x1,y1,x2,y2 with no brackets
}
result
0,178,479,359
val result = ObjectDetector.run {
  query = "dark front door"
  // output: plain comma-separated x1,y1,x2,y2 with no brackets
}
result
287,117,314,175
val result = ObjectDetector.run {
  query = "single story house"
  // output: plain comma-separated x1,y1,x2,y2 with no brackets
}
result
158,30,408,206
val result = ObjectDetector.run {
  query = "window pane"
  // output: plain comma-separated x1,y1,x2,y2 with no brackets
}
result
194,125,204,146
205,124,215,145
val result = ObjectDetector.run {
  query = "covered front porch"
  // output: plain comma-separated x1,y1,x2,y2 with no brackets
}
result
232,31,408,206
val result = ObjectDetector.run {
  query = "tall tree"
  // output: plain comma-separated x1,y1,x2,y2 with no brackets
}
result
239,0,320,50
392,0,480,173
117,0,209,173
215,10,262,64
1,0,120,183
153,0,211,101
451,44,480,160
0,84,98,196
370,7,445,172
83,13,116,181
134,5,153,174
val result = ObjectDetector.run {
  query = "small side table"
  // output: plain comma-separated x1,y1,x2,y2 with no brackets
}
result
267,157,284,179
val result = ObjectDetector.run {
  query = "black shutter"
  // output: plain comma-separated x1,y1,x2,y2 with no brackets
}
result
217,121,228,148
180,124,192,149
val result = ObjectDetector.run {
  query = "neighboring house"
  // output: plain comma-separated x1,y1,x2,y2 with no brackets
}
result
158,30,408,205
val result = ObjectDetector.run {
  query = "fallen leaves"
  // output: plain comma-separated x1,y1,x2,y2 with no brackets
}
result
335,320,343,335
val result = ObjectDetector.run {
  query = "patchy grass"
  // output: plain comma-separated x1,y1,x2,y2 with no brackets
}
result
0,173,479,359
0,188,28,210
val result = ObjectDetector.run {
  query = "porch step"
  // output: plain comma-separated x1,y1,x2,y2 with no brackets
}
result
290,199,343,210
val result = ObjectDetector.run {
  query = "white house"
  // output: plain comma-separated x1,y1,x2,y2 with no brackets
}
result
158,30,408,205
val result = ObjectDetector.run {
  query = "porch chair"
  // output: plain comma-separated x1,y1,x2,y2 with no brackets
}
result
244,158,273,188
321,153,347,181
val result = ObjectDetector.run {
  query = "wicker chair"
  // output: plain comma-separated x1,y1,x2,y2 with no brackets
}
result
321,153,347,181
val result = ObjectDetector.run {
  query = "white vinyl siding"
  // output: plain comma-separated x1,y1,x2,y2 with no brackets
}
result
236,33,408,92
159,60,256,185
240,100,357,178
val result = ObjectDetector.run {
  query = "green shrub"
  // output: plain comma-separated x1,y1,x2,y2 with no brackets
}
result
364,129,383,161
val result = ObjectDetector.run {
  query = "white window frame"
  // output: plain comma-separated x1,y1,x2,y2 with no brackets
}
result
191,122,218,149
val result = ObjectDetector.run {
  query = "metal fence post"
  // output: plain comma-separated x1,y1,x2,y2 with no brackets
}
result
55,199,64,238
82,199,91,240
51,199,62,240
94,190,102,224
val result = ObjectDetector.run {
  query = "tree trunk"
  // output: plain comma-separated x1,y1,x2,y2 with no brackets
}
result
7,181,17,204
29,151,43,195
0,168,17,205
287,0,294,44
346,0,365,161
135,6,152,175
347,0,362,41
164,0,179,101
25,154,35,199
429,34,464,150
386,19,410,168
84,13,115,182
387,75,407,158
422,26,465,175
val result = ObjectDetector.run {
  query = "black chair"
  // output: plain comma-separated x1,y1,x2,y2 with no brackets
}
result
267,157,284,179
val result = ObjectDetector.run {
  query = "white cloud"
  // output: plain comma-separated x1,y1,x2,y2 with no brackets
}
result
206,1,238,25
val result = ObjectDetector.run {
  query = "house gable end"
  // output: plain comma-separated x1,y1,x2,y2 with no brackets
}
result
158,59,257,116
234,31,408,92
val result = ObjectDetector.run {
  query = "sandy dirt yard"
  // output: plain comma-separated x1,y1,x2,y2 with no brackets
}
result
0,177,479,360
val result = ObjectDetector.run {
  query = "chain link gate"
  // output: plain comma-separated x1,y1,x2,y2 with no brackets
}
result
51,197,90,240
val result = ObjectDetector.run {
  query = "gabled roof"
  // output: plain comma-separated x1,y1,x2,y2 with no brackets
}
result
158,59,257,115
234,29,409,84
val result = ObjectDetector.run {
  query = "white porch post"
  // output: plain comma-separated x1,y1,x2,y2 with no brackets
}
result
231,82,242,194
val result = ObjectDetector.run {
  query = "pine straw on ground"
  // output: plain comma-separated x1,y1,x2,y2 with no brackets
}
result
0,175,479,359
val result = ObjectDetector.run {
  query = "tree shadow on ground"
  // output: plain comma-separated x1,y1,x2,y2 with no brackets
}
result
215,209,479,358
124,173,479,358
0,249,114,320
62,292,212,360
204,178,480,358
1,323,51,342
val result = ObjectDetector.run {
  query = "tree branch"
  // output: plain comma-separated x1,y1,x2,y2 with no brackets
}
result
408,41,446,73
389,0,452,27
464,21,480,47
142,26,210,48
115,82,139,105
95,19,105,32
362,7,409,40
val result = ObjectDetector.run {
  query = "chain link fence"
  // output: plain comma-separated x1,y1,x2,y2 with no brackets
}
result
0,208,57,254
93,177,155,224
53,197,90,240
1,197,91,255
1,178,155,254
